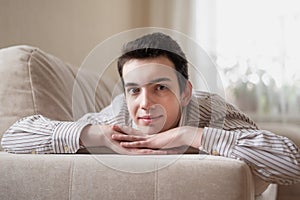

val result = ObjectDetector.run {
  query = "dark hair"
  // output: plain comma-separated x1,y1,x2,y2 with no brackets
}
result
117,32,189,92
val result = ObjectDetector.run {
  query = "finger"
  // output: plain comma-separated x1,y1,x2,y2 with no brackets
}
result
132,148,168,155
108,139,143,155
110,140,168,155
111,144,166,155
120,136,176,149
120,140,149,148
111,134,147,142
107,136,157,155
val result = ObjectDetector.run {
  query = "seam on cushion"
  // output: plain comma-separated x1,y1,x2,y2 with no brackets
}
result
27,48,39,114
154,161,158,200
243,163,255,200
68,158,75,200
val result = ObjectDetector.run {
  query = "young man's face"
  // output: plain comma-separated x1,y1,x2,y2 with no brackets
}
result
122,56,190,134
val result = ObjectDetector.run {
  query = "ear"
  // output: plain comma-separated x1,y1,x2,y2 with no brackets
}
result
180,81,192,106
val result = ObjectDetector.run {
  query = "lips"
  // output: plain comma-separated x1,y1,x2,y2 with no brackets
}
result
137,115,163,124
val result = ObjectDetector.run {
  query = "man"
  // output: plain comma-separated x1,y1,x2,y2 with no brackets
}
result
1,32,300,185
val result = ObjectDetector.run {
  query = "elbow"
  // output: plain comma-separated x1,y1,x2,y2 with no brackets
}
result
1,131,9,151
291,145,300,182
1,132,15,153
1,130,27,154
285,152,300,185
295,157,300,182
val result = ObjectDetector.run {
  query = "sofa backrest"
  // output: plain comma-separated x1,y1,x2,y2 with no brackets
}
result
0,45,120,148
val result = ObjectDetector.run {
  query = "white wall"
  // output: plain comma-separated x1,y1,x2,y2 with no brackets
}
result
0,0,199,67
0,0,150,67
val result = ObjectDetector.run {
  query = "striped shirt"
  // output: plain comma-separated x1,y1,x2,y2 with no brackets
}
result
1,91,300,185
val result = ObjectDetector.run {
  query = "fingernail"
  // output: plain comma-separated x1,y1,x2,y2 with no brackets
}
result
111,134,116,139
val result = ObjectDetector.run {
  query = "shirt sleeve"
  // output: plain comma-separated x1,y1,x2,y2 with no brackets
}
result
1,115,90,154
200,127,300,185
1,94,127,154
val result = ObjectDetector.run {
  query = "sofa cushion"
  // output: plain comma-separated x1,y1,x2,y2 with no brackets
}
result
0,152,256,200
0,46,78,146
0,45,122,148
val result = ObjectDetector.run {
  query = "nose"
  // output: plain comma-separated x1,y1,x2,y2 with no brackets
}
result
139,89,154,111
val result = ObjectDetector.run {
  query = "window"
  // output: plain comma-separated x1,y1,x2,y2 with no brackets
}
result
195,0,300,123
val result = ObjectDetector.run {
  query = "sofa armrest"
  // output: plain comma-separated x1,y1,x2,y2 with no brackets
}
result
0,152,255,200
0,45,116,149
0,45,77,146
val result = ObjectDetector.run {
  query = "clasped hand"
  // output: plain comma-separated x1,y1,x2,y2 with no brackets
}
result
110,125,202,155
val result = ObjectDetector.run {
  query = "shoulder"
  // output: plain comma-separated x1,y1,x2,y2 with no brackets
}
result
191,90,226,104
80,94,129,125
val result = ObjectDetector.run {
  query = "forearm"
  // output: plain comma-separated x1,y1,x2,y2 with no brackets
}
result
1,115,56,153
1,115,90,154
180,126,203,149
200,127,300,185
79,125,106,148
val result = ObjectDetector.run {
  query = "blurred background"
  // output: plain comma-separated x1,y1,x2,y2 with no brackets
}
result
1,0,300,125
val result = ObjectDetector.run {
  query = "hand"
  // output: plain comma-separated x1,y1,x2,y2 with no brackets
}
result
112,125,203,154
80,125,171,155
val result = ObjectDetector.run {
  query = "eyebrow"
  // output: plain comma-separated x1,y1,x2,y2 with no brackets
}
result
125,77,172,87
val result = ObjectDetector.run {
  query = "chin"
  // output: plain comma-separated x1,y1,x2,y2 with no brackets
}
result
138,126,163,135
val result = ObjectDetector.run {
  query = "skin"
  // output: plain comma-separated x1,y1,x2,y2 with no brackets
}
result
122,57,185,134
80,56,203,154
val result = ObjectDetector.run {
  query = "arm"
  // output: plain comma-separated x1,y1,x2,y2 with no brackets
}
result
1,115,90,154
1,95,124,154
114,125,300,185
199,92,300,184
201,127,300,185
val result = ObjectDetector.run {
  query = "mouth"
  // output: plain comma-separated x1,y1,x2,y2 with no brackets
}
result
137,115,163,124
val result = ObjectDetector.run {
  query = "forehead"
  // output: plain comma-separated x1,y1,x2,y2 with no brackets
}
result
122,57,177,84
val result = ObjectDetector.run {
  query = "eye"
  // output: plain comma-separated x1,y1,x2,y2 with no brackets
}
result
127,87,140,95
156,84,168,91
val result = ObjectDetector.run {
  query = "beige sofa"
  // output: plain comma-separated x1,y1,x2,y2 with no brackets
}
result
0,45,298,200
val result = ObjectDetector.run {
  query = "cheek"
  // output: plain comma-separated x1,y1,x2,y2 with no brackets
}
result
164,98,181,115
163,102,181,130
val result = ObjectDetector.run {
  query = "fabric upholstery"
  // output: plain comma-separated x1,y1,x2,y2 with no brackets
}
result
0,152,255,200
0,46,76,146
0,45,117,149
